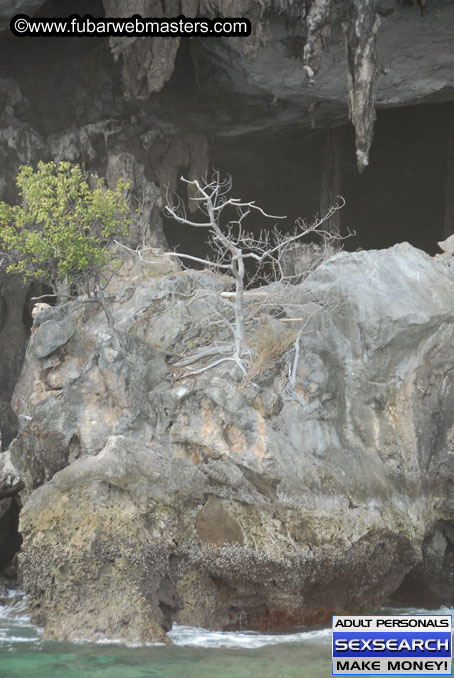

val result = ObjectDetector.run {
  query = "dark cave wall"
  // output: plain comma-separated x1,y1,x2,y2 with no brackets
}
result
170,102,449,259
164,130,325,259
342,102,451,254
0,275,27,451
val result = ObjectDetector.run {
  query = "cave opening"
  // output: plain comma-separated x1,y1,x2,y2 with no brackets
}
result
0,494,22,581
163,101,452,261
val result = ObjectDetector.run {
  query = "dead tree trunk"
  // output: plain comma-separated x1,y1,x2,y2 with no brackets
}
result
320,126,344,236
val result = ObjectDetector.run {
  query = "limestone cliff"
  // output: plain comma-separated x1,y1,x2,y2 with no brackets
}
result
1,244,453,641
0,0,453,436
0,0,453,642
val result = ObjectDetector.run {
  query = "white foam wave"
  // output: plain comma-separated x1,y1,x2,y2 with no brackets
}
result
0,608,29,622
94,638,167,648
0,618,42,645
0,592,42,645
1,593,452,649
0,592,29,622
0,634,41,643
5,588,20,598
168,624,332,649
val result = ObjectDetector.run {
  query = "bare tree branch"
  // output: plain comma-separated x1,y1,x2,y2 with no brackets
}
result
122,171,349,385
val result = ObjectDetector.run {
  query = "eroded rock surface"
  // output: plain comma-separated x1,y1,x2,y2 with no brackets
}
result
0,0,453,639
6,244,454,641
0,0,453,478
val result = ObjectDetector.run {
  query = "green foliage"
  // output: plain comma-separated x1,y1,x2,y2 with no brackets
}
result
0,161,130,296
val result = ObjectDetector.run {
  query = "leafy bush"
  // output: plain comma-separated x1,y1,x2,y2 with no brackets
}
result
0,161,130,300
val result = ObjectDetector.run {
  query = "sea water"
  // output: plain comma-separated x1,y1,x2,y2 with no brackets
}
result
0,595,451,678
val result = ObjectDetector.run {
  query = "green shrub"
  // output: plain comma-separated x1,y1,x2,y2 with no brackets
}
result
0,161,130,300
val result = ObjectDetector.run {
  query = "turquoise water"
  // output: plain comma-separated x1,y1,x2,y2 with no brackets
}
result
0,615,331,678
0,598,451,678
0,637,330,678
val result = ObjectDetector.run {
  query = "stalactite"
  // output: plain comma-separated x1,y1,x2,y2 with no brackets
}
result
343,0,381,173
104,0,181,98
303,0,334,83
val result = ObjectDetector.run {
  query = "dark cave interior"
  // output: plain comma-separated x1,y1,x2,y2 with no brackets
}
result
164,101,453,260
0,20,451,260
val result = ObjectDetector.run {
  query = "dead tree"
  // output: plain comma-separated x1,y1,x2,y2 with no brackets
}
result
117,172,346,378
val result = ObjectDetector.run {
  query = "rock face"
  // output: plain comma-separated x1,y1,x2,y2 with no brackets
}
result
0,0,453,639
0,0,453,463
5,243,454,641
